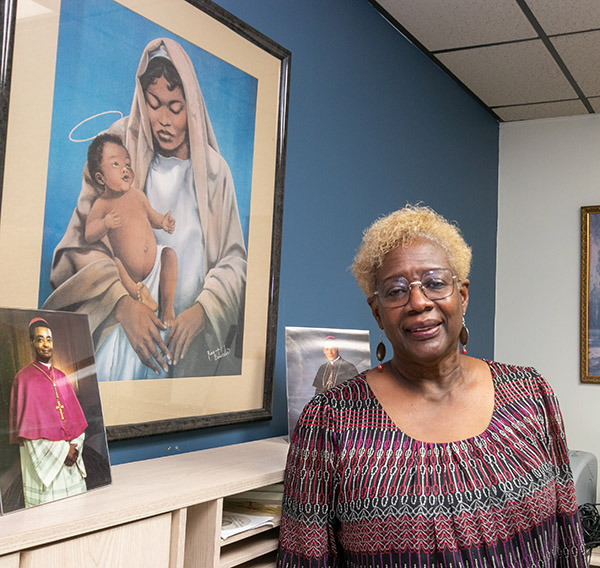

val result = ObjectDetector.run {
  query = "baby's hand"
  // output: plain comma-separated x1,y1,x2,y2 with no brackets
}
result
104,209,123,230
162,211,175,234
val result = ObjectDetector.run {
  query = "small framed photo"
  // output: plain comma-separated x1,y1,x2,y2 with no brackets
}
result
0,308,111,513
285,327,372,438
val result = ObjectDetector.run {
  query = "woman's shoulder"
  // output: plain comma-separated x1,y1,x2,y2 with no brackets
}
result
199,146,236,200
486,359,539,377
485,359,556,400
313,373,369,401
298,374,370,414
293,374,375,438
205,144,231,175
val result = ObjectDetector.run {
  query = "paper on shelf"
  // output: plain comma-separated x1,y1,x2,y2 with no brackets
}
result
223,483,284,514
221,509,274,540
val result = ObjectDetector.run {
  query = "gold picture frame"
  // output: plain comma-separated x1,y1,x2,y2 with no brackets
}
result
580,205,600,383
0,0,290,439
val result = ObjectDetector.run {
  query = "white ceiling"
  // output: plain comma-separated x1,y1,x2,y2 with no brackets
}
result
371,0,600,122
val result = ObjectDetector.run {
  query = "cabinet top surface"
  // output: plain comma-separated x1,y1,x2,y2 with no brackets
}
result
0,436,289,555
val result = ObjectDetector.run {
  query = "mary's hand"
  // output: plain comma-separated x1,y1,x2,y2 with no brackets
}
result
166,303,206,365
115,296,171,374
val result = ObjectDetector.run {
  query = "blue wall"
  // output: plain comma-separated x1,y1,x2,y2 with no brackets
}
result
109,0,499,464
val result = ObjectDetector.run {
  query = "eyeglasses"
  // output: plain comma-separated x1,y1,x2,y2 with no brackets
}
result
374,268,457,308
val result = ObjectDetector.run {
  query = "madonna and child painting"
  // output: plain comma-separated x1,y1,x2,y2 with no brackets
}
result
37,0,258,384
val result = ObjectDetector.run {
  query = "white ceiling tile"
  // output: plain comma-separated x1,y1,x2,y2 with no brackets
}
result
436,40,577,106
552,31,600,97
493,99,589,122
375,0,536,51
526,0,600,35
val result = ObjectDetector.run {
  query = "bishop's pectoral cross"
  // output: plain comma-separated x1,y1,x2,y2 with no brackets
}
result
56,400,65,420
33,362,67,423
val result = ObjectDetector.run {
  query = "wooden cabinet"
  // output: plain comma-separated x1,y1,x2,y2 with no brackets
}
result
0,437,288,568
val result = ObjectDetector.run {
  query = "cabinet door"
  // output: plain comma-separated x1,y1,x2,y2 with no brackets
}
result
20,513,172,568
0,553,19,568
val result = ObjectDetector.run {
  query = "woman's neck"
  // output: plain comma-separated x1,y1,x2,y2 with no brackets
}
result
389,352,467,398
156,141,190,160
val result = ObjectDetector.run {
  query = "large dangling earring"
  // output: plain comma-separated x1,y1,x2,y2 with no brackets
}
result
460,316,469,354
376,332,386,370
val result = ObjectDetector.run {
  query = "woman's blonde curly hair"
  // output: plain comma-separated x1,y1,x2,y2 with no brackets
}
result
352,205,472,299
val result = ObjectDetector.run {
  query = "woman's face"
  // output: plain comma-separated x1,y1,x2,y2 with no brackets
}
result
144,75,189,159
369,237,469,366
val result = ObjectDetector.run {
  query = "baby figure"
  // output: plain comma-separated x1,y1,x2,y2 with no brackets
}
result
85,133,178,325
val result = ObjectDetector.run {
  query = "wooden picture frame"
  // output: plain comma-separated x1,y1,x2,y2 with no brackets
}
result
580,206,600,383
0,0,290,439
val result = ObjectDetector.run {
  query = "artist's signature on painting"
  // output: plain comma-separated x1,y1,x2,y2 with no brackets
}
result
207,345,231,362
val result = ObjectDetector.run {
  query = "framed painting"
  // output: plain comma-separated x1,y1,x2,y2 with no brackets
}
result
581,206,600,383
0,307,111,513
0,0,290,439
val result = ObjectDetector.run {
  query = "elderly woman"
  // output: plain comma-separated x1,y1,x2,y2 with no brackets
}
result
277,205,586,567
44,38,246,381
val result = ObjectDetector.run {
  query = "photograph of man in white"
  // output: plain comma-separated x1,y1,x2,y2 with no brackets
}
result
9,317,88,507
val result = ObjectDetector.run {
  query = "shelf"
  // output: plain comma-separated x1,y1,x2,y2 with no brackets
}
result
0,437,288,557
234,551,277,568
221,514,281,547
219,531,279,568
0,437,289,568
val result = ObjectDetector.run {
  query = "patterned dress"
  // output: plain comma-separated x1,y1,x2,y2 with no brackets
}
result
277,361,587,568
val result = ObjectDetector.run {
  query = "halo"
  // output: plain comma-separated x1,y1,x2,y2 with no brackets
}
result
69,110,124,143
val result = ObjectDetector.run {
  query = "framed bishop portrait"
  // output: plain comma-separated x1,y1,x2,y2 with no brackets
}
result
0,308,111,514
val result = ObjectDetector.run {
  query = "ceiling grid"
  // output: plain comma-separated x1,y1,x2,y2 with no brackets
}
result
371,0,600,121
